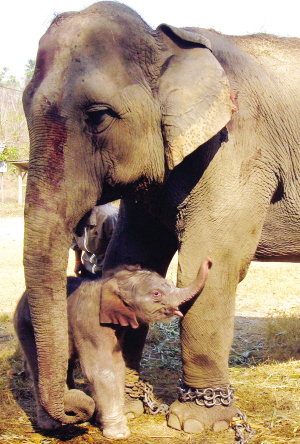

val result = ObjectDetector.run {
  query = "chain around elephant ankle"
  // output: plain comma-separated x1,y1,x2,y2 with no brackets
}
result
125,379,169,415
177,381,254,443
177,379,236,407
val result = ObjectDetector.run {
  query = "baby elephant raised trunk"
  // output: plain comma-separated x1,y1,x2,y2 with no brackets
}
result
174,257,212,314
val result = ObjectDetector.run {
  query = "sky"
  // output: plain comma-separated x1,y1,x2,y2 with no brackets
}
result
1,0,300,83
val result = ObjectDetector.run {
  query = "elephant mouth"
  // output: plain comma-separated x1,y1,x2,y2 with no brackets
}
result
160,307,184,320
99,175,163,205
173,308,183,317
98,182,124,204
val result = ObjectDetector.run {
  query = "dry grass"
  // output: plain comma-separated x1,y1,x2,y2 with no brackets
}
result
266,308,300,362
1,205,300,443
231,361,300,443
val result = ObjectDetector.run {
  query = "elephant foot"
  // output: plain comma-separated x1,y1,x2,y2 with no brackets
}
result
102,418,131,440
168,400,237,433
36,405,61,430
124,396,144,419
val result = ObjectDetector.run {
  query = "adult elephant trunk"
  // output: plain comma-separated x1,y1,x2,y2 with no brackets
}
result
175,257,212,308
64,390,95,421
24,175,97,424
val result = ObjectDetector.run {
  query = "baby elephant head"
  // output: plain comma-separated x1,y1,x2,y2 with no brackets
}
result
100,258,212,327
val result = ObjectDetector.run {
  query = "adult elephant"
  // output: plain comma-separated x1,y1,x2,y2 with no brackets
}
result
23,0,300,434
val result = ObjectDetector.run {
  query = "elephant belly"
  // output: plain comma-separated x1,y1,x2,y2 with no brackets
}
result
255,200,300,262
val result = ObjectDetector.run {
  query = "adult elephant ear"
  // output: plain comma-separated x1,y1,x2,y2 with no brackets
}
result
100,278,139,329
156,24,235,169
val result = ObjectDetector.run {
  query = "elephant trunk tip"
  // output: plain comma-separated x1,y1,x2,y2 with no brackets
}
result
176,256,212,306
63,389,95,424
191,255,212,293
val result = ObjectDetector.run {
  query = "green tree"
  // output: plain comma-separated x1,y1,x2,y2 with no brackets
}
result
25,59,35,85
0,67,9,83
0,67,29,174
0,146,19,161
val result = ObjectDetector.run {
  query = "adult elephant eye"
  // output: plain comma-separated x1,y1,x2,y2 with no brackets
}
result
85,106,118,134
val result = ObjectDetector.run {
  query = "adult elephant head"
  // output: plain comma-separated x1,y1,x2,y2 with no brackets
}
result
23,1,234,425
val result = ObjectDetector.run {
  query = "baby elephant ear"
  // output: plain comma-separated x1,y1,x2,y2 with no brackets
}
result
156,24,235,169
100,278,139,329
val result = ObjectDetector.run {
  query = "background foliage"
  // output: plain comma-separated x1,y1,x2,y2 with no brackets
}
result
0,64,34,174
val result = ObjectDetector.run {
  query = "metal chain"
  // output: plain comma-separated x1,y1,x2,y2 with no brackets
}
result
177,380,255,443
126,379,255,443
125,379,169,415
177,379,236,407
231,409,255,444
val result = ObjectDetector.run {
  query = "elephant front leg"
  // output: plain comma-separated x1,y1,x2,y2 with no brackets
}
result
168,314,237,433
104,199,178,419
79,342,130,440
168,257,239,433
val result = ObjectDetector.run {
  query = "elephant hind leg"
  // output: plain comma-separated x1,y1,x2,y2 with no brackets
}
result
122,323,148,420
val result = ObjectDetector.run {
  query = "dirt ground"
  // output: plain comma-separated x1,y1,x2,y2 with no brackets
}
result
1,204,300,443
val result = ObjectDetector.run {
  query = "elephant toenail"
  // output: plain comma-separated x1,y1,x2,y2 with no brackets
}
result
125,412,135,420
212,420,229,432
183,419,205,433
167,413,181,430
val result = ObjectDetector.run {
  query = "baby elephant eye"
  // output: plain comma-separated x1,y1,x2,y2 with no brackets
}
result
152,291,162,301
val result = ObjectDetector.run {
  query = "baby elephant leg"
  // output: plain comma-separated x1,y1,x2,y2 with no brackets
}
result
78,336,130,440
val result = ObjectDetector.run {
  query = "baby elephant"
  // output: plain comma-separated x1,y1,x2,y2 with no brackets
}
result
14,259,211,439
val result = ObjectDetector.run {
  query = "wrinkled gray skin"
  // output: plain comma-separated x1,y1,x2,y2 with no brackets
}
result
23,0,300,434
15,262,210,438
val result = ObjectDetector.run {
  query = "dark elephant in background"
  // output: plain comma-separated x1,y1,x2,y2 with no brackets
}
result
15,261,210,438
22,0,300,435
